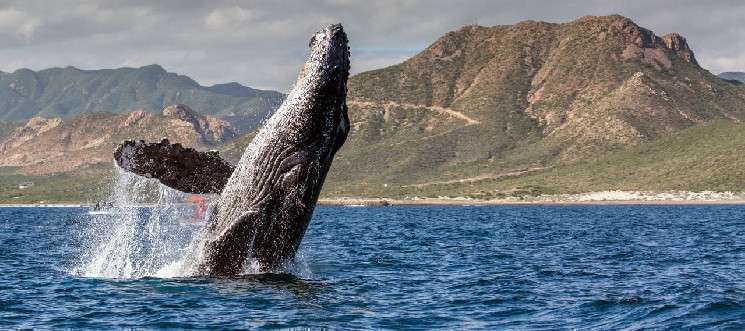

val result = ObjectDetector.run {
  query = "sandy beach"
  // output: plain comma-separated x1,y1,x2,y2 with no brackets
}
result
317,198,745,206
319,191,745,206
5,191,745,208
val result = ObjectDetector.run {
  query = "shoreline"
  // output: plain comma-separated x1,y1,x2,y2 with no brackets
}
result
318,198,745,206
0,204,86,208
3,198,745,208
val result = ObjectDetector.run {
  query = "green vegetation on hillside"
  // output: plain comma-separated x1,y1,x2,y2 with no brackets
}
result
3,15,745,203
0,65,283,123
322,15,745,198
332,120,745,199
5,116,745,203
0,165,112,204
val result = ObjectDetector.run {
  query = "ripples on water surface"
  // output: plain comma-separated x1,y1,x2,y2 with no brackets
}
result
2,205,745,329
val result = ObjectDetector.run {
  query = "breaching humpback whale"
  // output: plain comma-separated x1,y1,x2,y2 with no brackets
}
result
114,24,350,275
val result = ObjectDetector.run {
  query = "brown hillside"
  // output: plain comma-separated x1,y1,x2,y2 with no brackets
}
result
324,14,745,195
0,106,236,175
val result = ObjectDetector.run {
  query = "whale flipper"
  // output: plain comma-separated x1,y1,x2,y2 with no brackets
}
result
113,139,234,194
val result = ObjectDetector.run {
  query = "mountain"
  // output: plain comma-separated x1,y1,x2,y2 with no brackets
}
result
5,14,745,203
0,65,284,125
318,14,745,197
719,72,745,83
0,105,236,176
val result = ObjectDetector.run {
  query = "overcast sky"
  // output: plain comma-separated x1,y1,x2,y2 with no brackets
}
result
0,0,743,92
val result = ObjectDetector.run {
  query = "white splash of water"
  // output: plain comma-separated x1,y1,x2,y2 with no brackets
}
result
74,167,212,279
73,167,312,279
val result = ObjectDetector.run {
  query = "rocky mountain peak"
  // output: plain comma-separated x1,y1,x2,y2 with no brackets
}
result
121,110,151,127
606,15,658,48
163,104,237,143
0,117,63,154
661,33,697,64
608,25,695,69
24,117,63,132
163,104,200,123
138,64,166,73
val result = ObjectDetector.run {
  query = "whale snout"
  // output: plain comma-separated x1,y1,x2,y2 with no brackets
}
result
310,23,347,48
308,23,349,73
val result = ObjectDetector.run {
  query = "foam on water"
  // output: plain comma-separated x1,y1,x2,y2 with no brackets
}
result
6,205,745,328
73,167,312,279
74,167,212,279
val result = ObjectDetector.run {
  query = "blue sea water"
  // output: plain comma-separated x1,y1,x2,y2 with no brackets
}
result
2,205,745,329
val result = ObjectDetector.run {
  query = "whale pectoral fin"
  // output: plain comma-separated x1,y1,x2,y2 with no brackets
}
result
201,209,261,276
114,139,235,194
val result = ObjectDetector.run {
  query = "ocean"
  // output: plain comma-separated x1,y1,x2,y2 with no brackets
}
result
2,205,745,329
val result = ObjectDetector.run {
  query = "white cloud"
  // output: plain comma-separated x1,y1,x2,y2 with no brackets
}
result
0,7,41,40
1,0,745,91
700,54,745,75
205,6,255,30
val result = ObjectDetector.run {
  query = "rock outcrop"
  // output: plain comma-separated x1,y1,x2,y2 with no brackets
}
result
661,33,697,65
163,104,237,143
0,105,239,175
0,117,62,154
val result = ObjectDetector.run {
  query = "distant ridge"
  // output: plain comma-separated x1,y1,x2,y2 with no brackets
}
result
0,64,284,122
718,72,745,83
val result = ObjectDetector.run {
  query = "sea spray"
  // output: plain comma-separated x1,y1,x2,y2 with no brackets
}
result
74,166,311,278
75,167,212,278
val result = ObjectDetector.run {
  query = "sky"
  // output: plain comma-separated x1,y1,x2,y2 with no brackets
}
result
0,0,743,92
